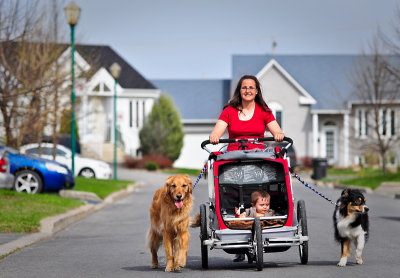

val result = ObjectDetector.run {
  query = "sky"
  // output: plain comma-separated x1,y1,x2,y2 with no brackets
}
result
68,0,400,80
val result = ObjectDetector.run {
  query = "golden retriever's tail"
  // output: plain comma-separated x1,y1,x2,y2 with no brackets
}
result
190,213,200,228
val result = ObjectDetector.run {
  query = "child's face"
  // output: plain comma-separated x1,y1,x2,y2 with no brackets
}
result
253,197,270,214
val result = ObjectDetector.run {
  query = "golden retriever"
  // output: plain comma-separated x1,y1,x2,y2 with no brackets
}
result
148,174,193,272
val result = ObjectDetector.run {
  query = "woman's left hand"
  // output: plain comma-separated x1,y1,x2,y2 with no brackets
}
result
274,132,285,142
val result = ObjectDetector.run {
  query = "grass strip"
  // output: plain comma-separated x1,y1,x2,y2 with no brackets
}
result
73,177,133,199
0,189,83,233
339,172,400,190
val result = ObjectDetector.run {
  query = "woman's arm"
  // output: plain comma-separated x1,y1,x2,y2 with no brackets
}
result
209,120,228,144
267,120,284,142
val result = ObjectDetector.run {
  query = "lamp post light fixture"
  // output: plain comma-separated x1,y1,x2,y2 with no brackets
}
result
64,1,81,176
109,62,121,180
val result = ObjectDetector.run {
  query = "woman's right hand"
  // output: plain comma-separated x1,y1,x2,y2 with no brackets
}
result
209,134,220,144
209,120,228,144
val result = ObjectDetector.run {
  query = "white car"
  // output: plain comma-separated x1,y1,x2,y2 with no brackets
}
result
20,143,112,179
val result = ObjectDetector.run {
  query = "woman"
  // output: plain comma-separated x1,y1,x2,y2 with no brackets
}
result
209,75,284,151
210,75,284,262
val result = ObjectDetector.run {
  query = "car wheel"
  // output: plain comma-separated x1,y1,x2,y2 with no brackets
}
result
78,168,96,178
13,170,43,194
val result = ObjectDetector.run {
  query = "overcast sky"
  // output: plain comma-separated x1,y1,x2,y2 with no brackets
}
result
70,0,400,79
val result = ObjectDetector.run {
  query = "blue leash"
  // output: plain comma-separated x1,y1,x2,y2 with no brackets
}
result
292,172,336,205
192,164,207,190
191,165,336,205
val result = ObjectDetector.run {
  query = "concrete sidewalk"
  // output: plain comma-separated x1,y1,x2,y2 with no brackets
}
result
0,182,143,258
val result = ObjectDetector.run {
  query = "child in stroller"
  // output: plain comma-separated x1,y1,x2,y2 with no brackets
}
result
235,190,274,218
233,190,275,262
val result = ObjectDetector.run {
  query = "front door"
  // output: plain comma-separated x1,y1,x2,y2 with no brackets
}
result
321,126,338,165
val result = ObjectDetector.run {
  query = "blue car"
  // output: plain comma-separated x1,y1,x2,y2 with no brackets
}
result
0,144,74,194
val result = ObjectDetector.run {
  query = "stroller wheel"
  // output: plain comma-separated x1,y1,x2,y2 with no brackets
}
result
200,204,209,269
253,217,263,271
297,200,309,264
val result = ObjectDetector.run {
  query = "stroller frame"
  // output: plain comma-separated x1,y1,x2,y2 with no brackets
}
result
199,137,309,271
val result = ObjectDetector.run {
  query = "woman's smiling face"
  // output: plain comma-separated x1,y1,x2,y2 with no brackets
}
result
240,79,258,103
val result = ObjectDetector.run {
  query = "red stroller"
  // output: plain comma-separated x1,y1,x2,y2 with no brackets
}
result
198,137,309,271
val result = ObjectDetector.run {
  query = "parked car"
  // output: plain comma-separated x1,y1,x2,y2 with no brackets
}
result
22,134,81,154
0,149,14,189
0,144,74,194
20,143,112,179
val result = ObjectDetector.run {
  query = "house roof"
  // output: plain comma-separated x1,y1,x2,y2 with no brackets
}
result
0,42,155,90
75,44,156,89
151,79,230,120
232,54,361,110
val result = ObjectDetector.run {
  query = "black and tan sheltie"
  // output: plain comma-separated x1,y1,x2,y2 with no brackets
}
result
333,188,369,267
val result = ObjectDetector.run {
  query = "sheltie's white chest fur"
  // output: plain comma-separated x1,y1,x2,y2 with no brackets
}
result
335,209,366,240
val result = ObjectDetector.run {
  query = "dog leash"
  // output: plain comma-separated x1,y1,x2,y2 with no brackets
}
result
192,164,336,205
192,163,208,190
292,172,336,205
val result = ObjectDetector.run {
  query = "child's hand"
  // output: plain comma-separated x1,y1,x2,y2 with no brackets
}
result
235,207,240,217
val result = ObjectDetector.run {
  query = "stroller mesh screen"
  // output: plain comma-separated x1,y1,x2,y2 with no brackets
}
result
218,161,284,184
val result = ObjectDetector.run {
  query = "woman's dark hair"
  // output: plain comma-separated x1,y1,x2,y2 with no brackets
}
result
224,75,269,111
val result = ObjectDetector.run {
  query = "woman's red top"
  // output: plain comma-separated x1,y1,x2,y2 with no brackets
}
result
218,103,275,151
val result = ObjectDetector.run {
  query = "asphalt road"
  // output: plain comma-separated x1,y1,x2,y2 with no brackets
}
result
0,168,400,278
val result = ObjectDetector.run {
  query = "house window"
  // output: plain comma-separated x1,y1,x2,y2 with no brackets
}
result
91,82,112,93
355,109,368,138
380,108,395,137
136,101,139,128
129,101,133,128
103,84,111,92
142,101,146,126
93,84,100,92
382,109,387,136
391,110,395,136
269,102,284,130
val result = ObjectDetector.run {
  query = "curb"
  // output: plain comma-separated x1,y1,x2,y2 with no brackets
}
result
0,182,143,258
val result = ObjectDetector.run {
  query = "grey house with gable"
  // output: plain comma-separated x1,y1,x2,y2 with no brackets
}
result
154,54,399,169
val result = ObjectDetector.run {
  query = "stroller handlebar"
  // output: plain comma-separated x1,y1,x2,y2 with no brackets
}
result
201,136,293,152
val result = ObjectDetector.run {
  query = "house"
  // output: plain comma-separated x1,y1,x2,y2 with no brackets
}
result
154,54,399,169
0,43,161,162
70,45,161,162
67,45,160,162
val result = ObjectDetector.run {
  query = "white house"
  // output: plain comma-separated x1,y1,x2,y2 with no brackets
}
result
63,44,161,162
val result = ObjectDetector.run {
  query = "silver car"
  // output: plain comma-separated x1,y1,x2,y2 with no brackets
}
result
0,149,14,189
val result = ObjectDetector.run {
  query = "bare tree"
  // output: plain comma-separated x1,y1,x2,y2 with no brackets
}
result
350,36,399,174
0,0,69,150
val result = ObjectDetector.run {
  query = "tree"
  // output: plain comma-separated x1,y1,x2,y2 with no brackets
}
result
0,0,69,149
139,93,184,162
350,36,400,174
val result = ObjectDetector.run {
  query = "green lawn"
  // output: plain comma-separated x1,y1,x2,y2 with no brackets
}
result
339,172,400,190
327,167,382,177
74,177,133,199
323,167,400,190
0,177,134,234
0,190,83,233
